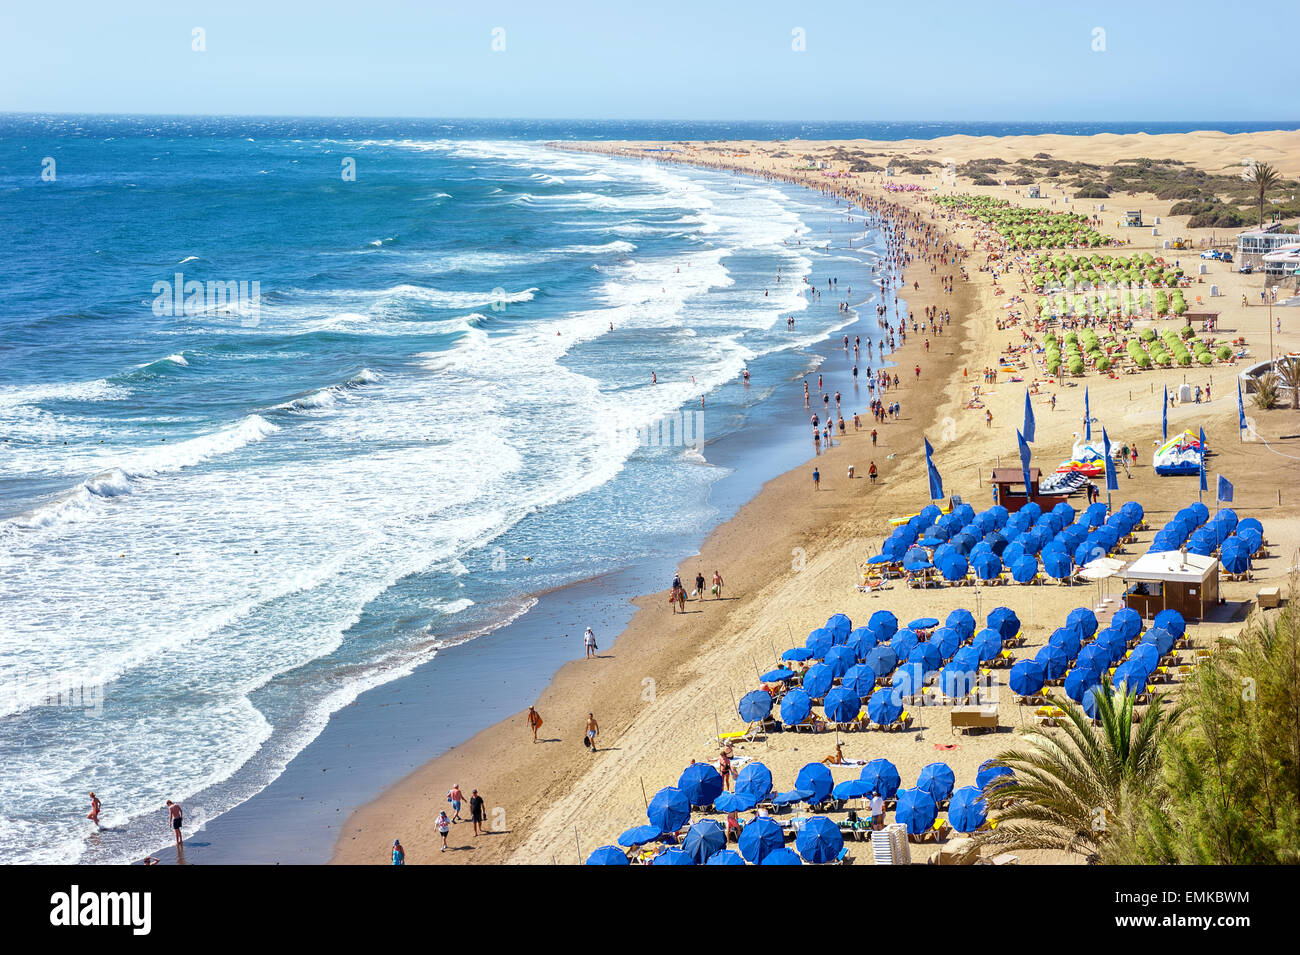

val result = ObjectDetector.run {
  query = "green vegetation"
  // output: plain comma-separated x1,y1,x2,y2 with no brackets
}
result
979,593,1300,865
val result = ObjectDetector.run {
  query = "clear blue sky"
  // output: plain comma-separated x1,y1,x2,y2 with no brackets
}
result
1,0,1292,120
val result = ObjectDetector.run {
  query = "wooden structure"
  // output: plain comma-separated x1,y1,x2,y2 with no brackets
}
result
1121,550,1219,622
950,705,999,735
989,468,1072,514
1125,210,1143,227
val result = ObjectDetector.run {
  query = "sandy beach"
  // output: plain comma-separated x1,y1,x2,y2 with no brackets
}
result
333,128,1300,865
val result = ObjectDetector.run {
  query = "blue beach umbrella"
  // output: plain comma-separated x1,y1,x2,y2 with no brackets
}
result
771,789,815,807
1112,607,1142,640
1037,644,1069,681
652,847,695,865
1082,685,1104,719
833,779,874,800
678,762,724,807
841,663,876,698
824,645,856,678
947,786,988,833
823,686,861,724
973,628,1004,663
1064,664,1102,703
760,847,803,866
987,607,1021,641
1237,527,1263,555
681,818,727,864
647,787,691,833
976,759,1014,792
847,626,877,658
940,664,977,698
1002,541,1027,567
826,613,852,641
946,609,976,638
1142,627,1175,657
805,628,834,658
760,667,794,683
892,663,924,698
931,627,961,660
1067,607,1099,638
908,617,940,631
618,824,663,847
737,689,773,723
780,688,812,725
737,816,784,863
1084,501,1108,527
1076,643,1109,673
713,791,757,813
972,552,1003,580
1129,643,1160,671
987,504,1010,528
1011,555,1038,583
795,816,844,864
1048,626,1082,659
868,611,899,642
939,552,969,581
705,849,746,866
863,645,898,678
735,762,773,802
916,762,956,803
1043,549,1072,579
781,647,815,662
890,628,919,660
1236,517,1263,537
894,788,938,835
907,641,942,675
796,763,835,804
1008,659,1046,697
802,663,834,699
866,687,903,725
951,645,981,671
586,845,629,865
1220,539,1250,574
860,758,902,798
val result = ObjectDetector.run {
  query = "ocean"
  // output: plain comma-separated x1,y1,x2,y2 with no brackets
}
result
0,115,1290,864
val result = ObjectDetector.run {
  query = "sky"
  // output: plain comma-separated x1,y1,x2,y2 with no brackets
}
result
1,1,1294,121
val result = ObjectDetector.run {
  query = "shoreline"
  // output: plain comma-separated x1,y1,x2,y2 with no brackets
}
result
330,163,986,863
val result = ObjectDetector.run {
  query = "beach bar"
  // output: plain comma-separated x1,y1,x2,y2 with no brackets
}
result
1120,550,1219,622
989,467,1072,513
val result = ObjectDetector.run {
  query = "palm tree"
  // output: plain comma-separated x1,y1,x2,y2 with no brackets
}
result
1275,357,1300,410
1246,161,1280,228
974,683,1179,862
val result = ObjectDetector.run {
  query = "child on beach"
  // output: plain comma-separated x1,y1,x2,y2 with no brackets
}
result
87,792,101,830
392,838,406,864
527,705,544,743
436,813,450,851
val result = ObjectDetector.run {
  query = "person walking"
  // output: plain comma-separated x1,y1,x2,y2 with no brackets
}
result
695,570,706,602
436,812,451,851
392,838,406,864
446,784,463,822
583,626,598,659
527,705,543,743
585,713,600,752
868,462,878,484
469,790,486,837
86,792,102,831
165,800,183,847
711,570,724,599
813,467,820,491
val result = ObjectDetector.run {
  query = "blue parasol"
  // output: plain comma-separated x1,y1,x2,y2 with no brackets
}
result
760,847,803,865
647,787,691,833
678,762,724,807
651,847,695,865
760,667,795,683
681,818,727,864
1008,659,1045,696
859,758,901,797
894,787,937,835
795,816,844,864
618,824,664,847
823,686,861,723
734,762,773,802
713,791,758,813
802,663,834,699
947,786,988,833
866,687,903,724
736,818,784,861
779,688,812,725
586,845,629,865
737,689,773,723
705,849,746,865
795,763,835,804
915,762,956,803
976,759,1014,792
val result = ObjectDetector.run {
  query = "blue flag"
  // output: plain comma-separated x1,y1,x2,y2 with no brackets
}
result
1237,380,1246,432
1084,387,1091,442
924,437,944,501
1102,428,1118,493
1218,475,1234,503
1017,429,1033,500
1023,389,1036,444
1199,427,1208,494
1162,385,1168,441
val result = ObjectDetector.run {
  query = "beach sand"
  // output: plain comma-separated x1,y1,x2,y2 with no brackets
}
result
333,129,1300,865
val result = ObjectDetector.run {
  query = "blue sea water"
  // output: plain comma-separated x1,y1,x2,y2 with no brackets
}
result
1,114,1291,864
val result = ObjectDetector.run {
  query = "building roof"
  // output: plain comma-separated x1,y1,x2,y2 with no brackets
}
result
1123,550,1218,583
991,467,1041,484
